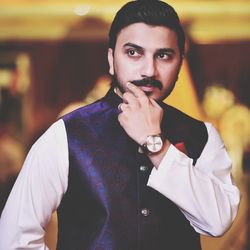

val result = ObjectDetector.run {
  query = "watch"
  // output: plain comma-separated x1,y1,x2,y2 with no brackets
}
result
141,134,163,154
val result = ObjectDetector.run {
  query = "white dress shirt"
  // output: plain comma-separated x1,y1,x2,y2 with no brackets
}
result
0,119,240,249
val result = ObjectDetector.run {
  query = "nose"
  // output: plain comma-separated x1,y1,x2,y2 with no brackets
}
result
140,56,157,78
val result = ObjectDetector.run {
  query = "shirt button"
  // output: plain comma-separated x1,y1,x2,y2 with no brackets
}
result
140,165,148,172
141,208,150,217
138,146,144,154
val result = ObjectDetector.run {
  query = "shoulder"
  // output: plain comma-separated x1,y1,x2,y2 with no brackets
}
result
161,104,208,162
163,104,205,126
161,104,207,137
60,98,110,124
29,120,68,165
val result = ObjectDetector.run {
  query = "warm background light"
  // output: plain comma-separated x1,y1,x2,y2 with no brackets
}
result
0,1,249,43
0,1,249,250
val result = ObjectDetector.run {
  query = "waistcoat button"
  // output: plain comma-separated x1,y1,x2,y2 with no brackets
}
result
140,165,148,172
141,208,150,216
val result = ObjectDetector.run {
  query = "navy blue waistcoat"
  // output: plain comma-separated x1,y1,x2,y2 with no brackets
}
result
58,88,208,250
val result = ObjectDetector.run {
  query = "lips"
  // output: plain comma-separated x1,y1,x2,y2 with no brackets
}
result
139,84,155,92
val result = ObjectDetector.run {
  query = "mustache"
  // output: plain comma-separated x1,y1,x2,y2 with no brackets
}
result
130,77,162,90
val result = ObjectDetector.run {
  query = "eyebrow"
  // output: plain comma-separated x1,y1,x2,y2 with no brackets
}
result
123,42,175,54
157,48,175,54
123,42,144,52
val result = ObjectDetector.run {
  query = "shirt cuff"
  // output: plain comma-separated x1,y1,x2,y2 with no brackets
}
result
147,144,193,188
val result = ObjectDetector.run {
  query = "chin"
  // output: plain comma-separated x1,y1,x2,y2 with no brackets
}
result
147,91,165,101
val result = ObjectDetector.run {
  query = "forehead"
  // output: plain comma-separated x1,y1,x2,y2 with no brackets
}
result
115,22,178,50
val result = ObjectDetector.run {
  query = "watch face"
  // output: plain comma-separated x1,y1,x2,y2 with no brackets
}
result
146,135,163,153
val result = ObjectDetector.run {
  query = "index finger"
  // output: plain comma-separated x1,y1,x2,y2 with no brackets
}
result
126,82,146,98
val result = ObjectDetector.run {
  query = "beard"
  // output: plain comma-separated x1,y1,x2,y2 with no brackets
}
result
111,73,125,94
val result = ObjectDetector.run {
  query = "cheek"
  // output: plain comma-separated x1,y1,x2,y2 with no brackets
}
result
115,58,138,79
161,63,180,79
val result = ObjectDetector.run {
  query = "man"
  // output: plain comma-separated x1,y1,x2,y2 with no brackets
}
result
0,1,240,249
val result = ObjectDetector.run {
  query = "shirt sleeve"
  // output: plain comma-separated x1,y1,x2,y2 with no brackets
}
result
0,119,69,249
147,122,241,236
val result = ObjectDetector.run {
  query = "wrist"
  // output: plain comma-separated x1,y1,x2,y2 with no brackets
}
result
148,139,171,168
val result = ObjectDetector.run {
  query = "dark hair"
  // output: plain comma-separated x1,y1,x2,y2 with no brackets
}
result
109,0,185,55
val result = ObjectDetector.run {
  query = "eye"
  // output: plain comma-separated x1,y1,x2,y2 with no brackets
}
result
157,52,171,60
126,48,140,57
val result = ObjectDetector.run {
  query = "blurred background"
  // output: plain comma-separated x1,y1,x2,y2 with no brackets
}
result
0,0,249,249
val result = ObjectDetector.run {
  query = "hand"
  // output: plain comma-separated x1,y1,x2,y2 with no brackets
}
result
118,82,163,145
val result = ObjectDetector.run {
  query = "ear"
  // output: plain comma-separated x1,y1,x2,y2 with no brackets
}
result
177,55,184,77
180,55,184,68
107,48,114,75
174,56,184,83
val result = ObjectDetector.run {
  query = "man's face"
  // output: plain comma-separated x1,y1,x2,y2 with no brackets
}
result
108,22,183,101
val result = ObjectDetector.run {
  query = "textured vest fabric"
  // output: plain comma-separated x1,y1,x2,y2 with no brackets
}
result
58,88,208,250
